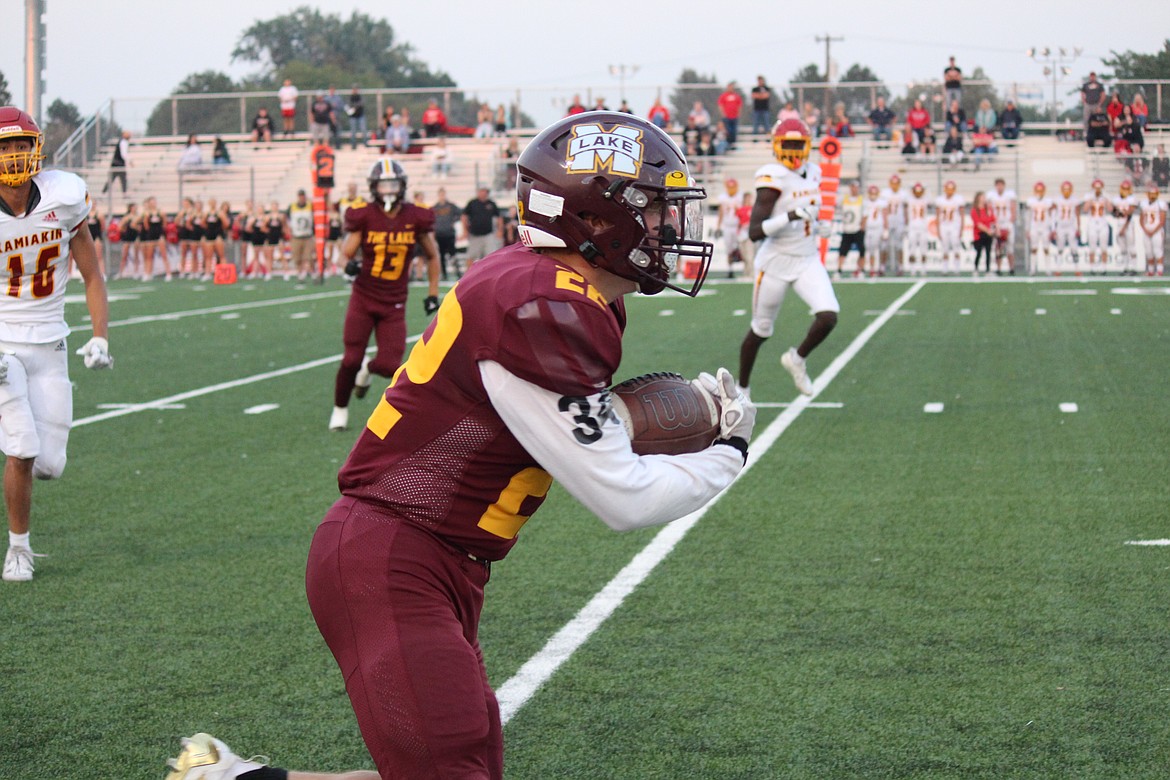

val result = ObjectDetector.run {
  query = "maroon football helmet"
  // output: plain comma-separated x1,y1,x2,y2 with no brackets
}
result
367,157,407,210
0,106,45,187
516,111,713,296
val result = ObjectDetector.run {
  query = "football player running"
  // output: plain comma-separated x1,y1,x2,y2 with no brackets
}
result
0,107,111,582
166,112,755,780
738,118,839,397
329,158,440,432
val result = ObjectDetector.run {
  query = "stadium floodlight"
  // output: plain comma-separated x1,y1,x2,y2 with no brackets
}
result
1029,46,1082,123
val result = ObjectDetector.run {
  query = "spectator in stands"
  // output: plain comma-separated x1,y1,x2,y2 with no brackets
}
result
867,97,895,142
177,135,203,170
1152,145,1170,189
400,108,417,140
278,78,298,137
251,108,273,144
346,87,367,149
494,104,508,136
421,98,446,137
461,187,501,268
777,100,800,123
1106,91,1125,128
900,124,918,157
688,101,712,133
384,114,411,153
647,96,671,129
102,130,131,194
617,99,633,114
309,93,334,146
430,187,461,280
565,94,587,115
212,136,231,166
379,106,395,136
998,100,1022,140
827,103,853,138
907,98,931,145
919,125,937,157
592,97,609,111
1131,92,1149,130
750,76,774,135
1120,104,1144,155
1080,72,1105,128
1085,108,1112,148
943,56,963,107
326,86,346,146
682,116,701,151
428,137,453,177
717,82,743,145
974,99,996,134
944,99,967,135
943,125,965,165
802,102,821,138
474,103,494,139
971,128,998,166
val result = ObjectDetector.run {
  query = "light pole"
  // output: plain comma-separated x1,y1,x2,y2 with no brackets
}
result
1028,46,1082,123
608,64,639,104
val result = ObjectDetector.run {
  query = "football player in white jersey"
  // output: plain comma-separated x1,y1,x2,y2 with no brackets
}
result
737,118,838,397
905,182,932,276
1025,181,1055,275
1138,183,1166,276
834,180,864,279
1112,180,1138,274
880,174,907,275
714,177,743,274
0,107,111,582
1052,181,1081,274
861,184,888,278
986,178,1017,275
1081,179,1112,273
935,180,965,274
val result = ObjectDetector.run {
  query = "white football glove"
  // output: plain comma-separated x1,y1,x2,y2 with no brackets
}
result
817,221,833,238
75,337,113,370
789,206,815,223
693,367,756,442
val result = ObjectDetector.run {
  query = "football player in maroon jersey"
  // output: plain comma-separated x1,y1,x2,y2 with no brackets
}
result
166,113,756,780
329,158,440,431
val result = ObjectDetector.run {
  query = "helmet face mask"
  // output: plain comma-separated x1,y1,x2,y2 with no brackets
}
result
516,111,713,296
772,118,811,171
367,157,407,211
0,107,45,188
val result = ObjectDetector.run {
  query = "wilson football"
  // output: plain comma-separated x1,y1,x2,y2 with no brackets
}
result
610,372,720,456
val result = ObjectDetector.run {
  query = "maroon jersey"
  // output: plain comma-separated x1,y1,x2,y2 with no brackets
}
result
339,244,626,560
344,202,435,304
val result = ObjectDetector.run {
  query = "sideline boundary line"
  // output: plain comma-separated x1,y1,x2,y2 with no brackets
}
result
496,280,926,725
71,289,352,333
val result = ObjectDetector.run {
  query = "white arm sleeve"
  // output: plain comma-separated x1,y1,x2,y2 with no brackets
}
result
480,360,743,532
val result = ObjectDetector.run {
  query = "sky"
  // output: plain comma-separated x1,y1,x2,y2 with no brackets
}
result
1,0,1166,131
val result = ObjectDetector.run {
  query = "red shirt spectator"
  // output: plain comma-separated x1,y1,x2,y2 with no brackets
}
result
971,203,997,237
421,101,447,137
566,94,587,116
647,100,671,130
907,100,931,142
717,87,743,121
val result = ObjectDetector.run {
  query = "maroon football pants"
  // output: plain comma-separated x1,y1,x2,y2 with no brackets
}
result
334,291,408,407
306,497,502,779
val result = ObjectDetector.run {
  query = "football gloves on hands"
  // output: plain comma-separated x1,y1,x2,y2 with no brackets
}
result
788,206,815,223
694,367,756,442
423,295,439,316
76,337,113,370
344,258,360,280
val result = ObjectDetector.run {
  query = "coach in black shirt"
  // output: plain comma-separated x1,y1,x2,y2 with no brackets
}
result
462,187,502,268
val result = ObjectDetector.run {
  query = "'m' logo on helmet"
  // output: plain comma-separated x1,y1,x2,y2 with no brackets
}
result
566,123,644,178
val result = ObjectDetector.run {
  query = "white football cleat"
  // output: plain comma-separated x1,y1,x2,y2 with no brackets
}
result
353,355,372,399
165,733,267,780
329,406,349,431
3,545,37,582
781,348,814,396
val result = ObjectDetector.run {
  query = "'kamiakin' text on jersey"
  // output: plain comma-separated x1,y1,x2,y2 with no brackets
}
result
0,169,91,344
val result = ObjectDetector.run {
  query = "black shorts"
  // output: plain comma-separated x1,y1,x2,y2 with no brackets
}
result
838,231,864,257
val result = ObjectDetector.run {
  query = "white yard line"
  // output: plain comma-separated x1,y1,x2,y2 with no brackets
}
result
71,289,351,332
496,280,927,725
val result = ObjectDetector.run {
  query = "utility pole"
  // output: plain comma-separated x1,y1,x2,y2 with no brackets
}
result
815,33,843,132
